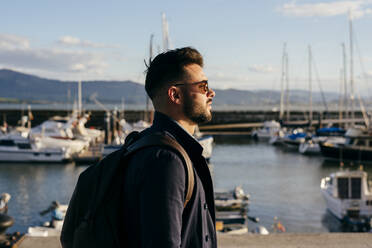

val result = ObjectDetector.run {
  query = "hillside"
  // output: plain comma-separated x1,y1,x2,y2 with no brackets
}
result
0,69,340,108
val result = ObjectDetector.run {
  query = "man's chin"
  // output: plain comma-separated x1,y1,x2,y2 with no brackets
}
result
190,112,212,125
203,111,212,123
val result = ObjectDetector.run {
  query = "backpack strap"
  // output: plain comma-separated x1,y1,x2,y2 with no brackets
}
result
126,133,195,208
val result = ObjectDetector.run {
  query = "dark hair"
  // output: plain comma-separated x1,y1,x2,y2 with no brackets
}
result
145,47,203,100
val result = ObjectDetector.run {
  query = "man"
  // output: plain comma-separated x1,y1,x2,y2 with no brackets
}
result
61,47,216,248
122,47,216,247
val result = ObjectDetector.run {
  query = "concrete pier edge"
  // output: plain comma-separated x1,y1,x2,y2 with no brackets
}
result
18,233,372,248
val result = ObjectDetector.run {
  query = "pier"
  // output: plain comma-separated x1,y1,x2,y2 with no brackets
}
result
18,233,372,248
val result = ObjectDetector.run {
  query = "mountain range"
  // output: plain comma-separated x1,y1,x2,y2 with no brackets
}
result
0,69,341,109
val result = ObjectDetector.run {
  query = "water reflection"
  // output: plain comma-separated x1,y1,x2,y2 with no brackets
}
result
0,163,86,232
321,211,345,232
212,136,372,233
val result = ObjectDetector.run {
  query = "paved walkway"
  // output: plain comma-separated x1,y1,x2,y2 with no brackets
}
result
19,233,372,248
218,233,372,248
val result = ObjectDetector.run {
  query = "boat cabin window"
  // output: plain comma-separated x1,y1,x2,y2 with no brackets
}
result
351,178,361,199
337,177,362,199
338,177,349,199
0,140,16,146
17,143,32,149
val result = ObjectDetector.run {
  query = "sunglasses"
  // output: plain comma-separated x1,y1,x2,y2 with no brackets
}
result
174,80,210,94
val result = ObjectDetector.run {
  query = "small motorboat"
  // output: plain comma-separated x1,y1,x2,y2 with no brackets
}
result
251,121,281,141
215,186,250,234
215,186,250,212
299,127,346,155
282,129,307,148
320,168,372,231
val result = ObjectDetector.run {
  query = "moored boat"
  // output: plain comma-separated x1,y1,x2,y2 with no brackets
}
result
0,134,71,163
299,128,346,155
252,121,281,141
320,127,372,162
282,129,307,148
320,169,372,231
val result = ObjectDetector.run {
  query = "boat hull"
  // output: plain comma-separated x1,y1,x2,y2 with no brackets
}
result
320,144,372,161
0,149,70,163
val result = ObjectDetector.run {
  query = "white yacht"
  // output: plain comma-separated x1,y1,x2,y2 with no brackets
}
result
320,169,372,228
0,134,71,163
29,117,95,155
251,121,281,141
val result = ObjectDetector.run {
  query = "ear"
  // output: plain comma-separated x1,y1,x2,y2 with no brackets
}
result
167,86,182,104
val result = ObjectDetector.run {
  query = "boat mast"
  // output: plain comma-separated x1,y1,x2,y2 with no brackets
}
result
121,97,125,120
162,13,170,51
78,80,82,116
349,11,355,125
279,43,286,120
308,45,313,126
342,43,348,124
27,105,33,129
145,34,154,123
338,68,343,123
285,52,290,122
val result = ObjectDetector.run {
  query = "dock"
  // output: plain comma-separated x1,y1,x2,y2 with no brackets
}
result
18,233,372,248
72,145,102,165
1,109,368,132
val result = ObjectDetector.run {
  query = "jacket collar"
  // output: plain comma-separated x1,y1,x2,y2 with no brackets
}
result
150,111,203,157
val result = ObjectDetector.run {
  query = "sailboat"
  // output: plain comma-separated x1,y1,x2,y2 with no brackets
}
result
319,12,372,161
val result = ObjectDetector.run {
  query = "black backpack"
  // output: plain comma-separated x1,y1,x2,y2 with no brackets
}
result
61,132,194,248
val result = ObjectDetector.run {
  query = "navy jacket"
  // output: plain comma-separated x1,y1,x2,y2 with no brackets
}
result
122,112,217,248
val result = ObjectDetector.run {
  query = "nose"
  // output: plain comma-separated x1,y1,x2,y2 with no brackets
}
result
207,88,215,98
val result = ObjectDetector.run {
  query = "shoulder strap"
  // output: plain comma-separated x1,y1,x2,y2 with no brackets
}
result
126,133,195,208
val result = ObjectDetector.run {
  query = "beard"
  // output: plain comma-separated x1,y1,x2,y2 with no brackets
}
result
182,92,212,124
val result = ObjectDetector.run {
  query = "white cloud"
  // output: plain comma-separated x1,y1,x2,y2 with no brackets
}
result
248,64,276,73
0,33,109,78
59,36,81,46
58,35,119,49
0,34,30,50
278,0,372,19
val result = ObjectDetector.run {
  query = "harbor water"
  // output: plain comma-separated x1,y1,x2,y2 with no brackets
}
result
1,136,370,233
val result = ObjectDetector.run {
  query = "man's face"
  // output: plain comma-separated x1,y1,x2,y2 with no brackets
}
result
180,64,215,124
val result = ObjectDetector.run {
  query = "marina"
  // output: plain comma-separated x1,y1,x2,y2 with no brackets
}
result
2,133,372,236
1,2,372,246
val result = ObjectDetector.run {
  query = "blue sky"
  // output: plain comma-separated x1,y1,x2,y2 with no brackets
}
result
1,0,372,93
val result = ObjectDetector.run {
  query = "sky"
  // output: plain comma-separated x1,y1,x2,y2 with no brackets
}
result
1,0,372,94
